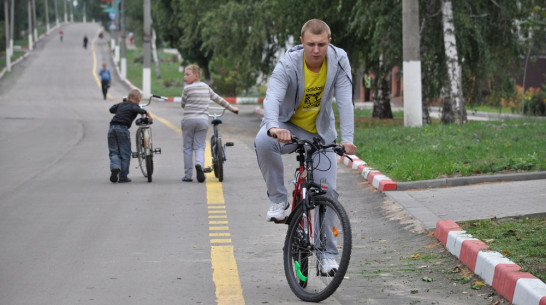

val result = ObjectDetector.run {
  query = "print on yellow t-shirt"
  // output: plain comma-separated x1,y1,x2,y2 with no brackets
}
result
290,58,327,133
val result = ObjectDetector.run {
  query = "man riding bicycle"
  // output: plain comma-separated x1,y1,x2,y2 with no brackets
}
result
254,19,357,274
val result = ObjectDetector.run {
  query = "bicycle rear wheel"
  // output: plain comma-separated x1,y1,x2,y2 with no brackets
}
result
283,195,352,302
210,136,219,178
215,138,224,182
136,129,148,178
145,154,153,182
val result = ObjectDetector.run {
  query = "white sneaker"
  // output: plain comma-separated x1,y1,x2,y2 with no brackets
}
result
319,258,339,276
266,200,289,222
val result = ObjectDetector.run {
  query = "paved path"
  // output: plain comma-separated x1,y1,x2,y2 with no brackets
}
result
385,179,546,230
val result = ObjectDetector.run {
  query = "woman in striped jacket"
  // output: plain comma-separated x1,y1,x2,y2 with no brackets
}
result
181,64,239,183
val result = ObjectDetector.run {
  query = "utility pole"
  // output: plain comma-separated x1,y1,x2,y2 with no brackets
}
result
32,0,38,42
54,0,59,26
45,0,50,32
120,0,126,79
28,0,33,50
143,0,151,96
82,0,86,23
69,0,73,22
63,0,67,23
9,0,13,56
4,0,11,72
402,0,423,127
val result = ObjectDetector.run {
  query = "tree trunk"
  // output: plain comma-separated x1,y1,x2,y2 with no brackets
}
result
441,0,466,124
152,28,161,79
372,72,393,119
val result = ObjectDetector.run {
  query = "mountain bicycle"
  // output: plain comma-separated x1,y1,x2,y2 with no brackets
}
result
204,107,234,182
131,95,165,182
282,136,352,302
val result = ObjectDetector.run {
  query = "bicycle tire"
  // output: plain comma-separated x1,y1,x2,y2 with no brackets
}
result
216,138,224,182
283,195,352,302
136,129,148,178
145,154,153,182
210,136,219,178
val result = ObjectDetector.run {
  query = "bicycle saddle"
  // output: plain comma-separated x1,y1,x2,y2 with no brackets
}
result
136,117,151,125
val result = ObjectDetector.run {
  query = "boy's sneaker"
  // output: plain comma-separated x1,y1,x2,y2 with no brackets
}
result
266,200,289,222
118,178,132,183
319,258,338,276
195,164,206,183
110,168,120,183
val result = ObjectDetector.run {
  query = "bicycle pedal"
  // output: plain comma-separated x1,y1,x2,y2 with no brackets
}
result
226,142,234,147
154,147,162,154
203,167,213,173
273,218,288,224
131,152,138,158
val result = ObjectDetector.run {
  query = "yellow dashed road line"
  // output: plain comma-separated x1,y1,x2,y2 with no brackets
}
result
205,144,245,304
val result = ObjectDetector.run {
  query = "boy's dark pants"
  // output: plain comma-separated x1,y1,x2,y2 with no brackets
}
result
108,125,131,180
101,79,110,100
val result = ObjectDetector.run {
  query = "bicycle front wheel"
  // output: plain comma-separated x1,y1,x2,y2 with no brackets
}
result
283,195,352,302
136,128,148,178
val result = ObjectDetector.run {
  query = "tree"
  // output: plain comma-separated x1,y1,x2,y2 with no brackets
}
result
349,0,401,119
440,0,465,124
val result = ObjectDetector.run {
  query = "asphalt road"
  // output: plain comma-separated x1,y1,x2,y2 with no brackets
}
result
0,22,509,304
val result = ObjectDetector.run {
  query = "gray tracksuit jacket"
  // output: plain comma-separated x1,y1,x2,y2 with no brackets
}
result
261,44,354,144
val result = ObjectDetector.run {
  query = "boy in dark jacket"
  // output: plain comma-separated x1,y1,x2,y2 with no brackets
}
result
107,89,152,183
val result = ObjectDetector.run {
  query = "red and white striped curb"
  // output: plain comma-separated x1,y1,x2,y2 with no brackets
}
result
338,155,397,191
163,96,264,104
436,220,546,305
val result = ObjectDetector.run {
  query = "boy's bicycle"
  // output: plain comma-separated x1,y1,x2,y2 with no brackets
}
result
281,136,352,302
131,95,165,182
204,107,234,182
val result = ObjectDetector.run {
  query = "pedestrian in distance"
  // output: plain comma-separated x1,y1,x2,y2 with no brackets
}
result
59,29,64,42
107,89,153,183
180,64,239,183
254,19,357,274
83,35,88,49
98,63,111,100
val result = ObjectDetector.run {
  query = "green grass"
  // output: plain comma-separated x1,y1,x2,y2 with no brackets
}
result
352,116,546,182
460,217,546,282
0,51,26,71
122,49,184,97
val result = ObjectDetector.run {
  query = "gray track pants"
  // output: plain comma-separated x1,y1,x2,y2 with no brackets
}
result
182,118,208,179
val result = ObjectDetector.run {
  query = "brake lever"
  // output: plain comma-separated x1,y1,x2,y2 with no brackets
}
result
334,146,352,161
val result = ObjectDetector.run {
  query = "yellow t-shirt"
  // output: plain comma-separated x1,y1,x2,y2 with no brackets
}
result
289,58,327,133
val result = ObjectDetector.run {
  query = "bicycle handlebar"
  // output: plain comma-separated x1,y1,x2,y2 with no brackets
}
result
291,136,352,160
207,106,227,118
140,94,167,107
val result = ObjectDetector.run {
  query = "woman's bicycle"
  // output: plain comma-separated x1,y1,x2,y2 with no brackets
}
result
282,136,352,302
131,95,165,182
204,107,234,182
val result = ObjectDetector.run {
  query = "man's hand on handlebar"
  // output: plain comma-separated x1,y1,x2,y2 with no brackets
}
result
341,142,357,155
269,128,292,143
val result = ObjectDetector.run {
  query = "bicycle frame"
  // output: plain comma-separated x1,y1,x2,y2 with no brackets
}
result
206,107,234,181
131,94,165,182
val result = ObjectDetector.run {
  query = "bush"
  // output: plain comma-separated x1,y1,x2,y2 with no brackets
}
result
523,87,546,116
